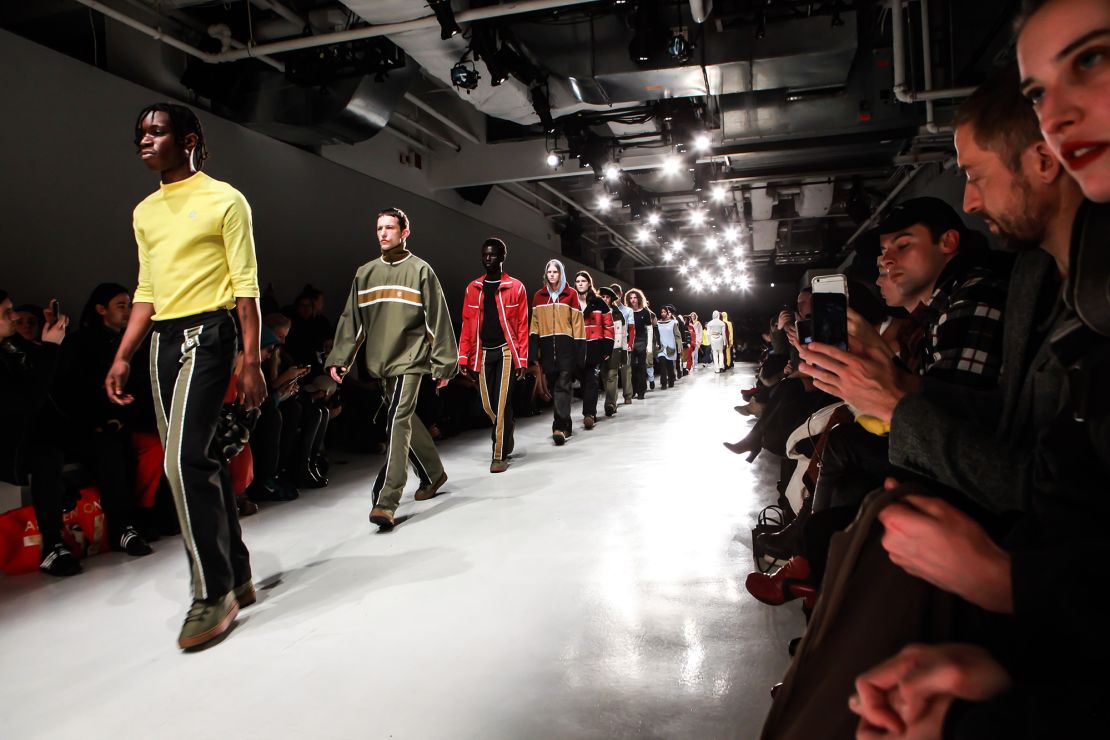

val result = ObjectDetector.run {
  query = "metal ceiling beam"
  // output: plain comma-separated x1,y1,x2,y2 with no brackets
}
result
535,182,652,264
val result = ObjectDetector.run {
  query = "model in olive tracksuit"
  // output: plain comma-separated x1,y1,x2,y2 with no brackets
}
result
326,217,457,529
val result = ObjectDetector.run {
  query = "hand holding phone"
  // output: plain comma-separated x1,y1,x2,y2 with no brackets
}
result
811,275,849,351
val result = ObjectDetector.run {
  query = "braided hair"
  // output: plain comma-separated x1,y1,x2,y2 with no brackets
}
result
133,102,208,170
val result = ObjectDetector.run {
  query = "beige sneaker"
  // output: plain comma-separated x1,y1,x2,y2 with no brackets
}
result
178,592,239,650
414,472,448,501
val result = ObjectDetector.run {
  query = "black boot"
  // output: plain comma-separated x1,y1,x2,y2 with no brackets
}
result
755,495,813,561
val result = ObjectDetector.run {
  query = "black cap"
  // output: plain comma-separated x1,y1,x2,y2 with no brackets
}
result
598,286,618,300
878,197,970,240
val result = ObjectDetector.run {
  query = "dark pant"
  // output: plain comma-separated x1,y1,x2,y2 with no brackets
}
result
546,369,573,433
811,424,892,512
579,362,600,419
654,354,676,387
86,430,139,541
252,401,283,482
27,444,66,553
630,347,648,396
480,345,516,461
151,310,250,602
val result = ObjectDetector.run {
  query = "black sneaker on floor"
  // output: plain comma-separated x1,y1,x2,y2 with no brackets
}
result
649,381,656,390
116,526,154,557
40,544,82,577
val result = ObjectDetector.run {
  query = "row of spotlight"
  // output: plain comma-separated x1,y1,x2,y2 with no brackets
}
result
546,133,716,173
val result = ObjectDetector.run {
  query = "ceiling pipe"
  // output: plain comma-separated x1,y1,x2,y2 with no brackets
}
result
391,111,460,151
75,0,600,66
536,182,652,263
403,93,481,146
841,165,925,252
250,0,307,29
689,0,714,23
890,0,975,106
215,0,601,63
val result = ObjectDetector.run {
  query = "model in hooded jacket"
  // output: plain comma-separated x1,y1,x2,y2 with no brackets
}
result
707,311,727,372
529,259,585,444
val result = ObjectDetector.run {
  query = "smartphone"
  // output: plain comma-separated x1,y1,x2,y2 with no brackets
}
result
810,274,849,350
49,298,60,317
795,318,814,346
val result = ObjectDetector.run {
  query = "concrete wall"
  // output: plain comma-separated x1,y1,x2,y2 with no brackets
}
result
0,28,617,323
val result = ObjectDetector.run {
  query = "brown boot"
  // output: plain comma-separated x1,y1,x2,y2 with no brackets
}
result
583,416,596,430
369,507,395,530
490,459,509,474
414,472,449,501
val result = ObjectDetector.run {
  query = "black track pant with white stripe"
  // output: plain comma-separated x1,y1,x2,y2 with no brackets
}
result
479,345,515,462
151,310,251,602
375,374,445,513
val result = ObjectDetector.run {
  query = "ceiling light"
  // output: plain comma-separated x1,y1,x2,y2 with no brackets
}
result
545,151,563,168
689,210,705,226
672,239,685,251
662,250,674,262
679,265,689,275
661,157,681,176
711,185,727,202
666,32,692,63
429,0,462,40
637,228,651,243
669,287,674,292
450,61,480,91
694,134,711,152
705,237,718,251
717,256,727,266
596,195,611,211
604,164,621,181
647,212,661,226
723,226,739,242
770,282,776,288
688,258,699,268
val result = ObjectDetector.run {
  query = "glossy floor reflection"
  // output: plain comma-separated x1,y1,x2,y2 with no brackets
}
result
0,365,802,739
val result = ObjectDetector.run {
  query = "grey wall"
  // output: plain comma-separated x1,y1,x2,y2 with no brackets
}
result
0,29,618,324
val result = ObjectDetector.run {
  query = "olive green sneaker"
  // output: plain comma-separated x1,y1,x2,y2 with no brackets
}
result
178,592,239,650
234,581,257,608
414,472,448,501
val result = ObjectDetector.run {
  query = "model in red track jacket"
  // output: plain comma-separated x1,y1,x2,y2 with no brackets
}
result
580,292,615,365
458,273,530,371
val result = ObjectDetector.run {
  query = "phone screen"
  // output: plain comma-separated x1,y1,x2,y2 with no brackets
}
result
795,319,814,346
812,293,848,350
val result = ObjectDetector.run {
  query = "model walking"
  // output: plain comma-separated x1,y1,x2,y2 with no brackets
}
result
529,259,584,445
599,286,628,417
573,270,614,430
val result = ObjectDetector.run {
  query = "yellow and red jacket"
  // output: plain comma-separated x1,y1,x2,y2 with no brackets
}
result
458,273,530,371
529,284,585,373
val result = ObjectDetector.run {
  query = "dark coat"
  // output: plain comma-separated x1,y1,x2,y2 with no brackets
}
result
0,338,64,485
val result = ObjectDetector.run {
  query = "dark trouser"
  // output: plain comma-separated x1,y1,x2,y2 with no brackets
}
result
373,374,444,512
654,354,676,387
811,424,892,512
479,345,516,461
619,350,633,401
252,401,283,482
86,430,138,541
579,362,600,419
27,444,66,553
151,310,250,602
630,346,648,396
546,369,573,433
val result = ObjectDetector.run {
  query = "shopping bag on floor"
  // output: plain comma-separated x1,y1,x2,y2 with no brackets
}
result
0,505,43,574
61,487,109,557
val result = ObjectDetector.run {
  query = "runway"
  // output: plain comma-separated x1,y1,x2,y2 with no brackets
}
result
0,365,802,739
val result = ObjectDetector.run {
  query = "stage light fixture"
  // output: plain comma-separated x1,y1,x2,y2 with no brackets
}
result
689,209,705,226
596,195,612,211
679,265,689,275
688,258,699,269
711,186,727,202
450,61,480,91
604,164,621,181
662,250,674,262
661,157,681,176
705,236,718,251
545,151,563,168
666,32,691,63
429,0,463,40
647,212,661,226
717,255,727,266
724,225,739,242
672,239,685,251
770,282,776,288
637,228,651,243
530,83,556,133
694,134,711,152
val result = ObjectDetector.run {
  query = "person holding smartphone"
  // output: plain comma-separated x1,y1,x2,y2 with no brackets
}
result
105,103,265,650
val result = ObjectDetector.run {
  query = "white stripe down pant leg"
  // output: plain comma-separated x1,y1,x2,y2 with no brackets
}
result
377,374,445,513
151,310,251,602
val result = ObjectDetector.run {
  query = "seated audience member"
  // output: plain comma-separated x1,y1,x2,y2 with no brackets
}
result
283,286,332,369
760,45,1097,737
12,304,45,345
58,282,153,555
245,324,302,502
750,197,1010,604
0,290,80,575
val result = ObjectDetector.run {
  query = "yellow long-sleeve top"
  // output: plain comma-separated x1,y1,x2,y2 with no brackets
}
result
132,171,260,321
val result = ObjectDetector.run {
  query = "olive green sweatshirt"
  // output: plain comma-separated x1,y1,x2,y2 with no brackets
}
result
326,249,458,380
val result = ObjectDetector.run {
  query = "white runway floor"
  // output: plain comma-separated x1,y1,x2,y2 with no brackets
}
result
0,365,803,739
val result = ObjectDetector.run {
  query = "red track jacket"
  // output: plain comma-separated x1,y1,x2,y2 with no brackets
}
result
458,273,530,371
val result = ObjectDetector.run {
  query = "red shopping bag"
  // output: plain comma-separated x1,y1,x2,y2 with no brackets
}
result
61,487,110,557
0,505,43,574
